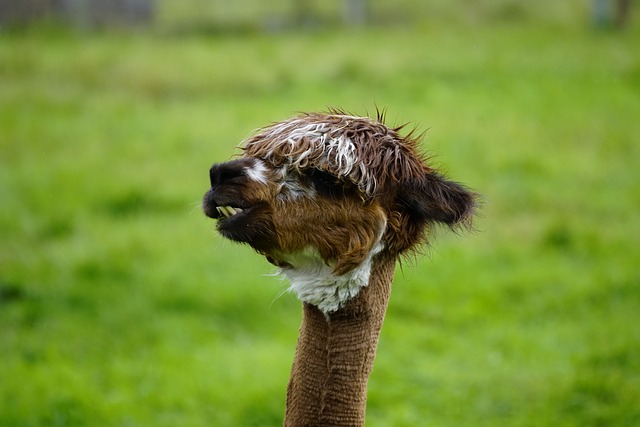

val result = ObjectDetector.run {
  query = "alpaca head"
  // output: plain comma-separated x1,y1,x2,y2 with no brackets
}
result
203,111,476,313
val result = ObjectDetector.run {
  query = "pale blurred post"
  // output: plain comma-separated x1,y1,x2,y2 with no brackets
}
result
592,0,610,27
342,0,367,26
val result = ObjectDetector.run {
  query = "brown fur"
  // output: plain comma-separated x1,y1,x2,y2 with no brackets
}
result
271,197,387,275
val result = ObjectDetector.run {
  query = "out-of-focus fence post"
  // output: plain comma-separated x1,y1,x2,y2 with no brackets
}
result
0,0,154,28
0,0,50,25
592,0,609,27
60,0,154,28
342,0,367,26
592,0,632,29
615,0,630,28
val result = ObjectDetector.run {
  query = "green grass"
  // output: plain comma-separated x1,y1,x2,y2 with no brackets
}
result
1,14,640,427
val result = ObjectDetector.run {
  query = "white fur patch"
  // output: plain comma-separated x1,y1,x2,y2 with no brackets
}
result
277,241,385,314
244,159,269,185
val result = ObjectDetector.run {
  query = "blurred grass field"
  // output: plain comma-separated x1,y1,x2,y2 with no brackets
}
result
1,2,640,426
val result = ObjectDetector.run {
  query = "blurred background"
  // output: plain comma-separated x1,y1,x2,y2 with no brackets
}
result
1,1,639,426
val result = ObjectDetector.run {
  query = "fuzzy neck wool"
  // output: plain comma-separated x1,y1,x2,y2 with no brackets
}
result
284,253,395,426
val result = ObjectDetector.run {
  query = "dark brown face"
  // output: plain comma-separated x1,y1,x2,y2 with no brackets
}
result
203,156,390,274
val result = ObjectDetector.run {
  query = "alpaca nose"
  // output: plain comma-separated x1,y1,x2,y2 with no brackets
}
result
209,161,245,189
209,165,221,188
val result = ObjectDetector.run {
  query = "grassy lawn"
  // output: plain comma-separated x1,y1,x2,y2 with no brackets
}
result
1,12,639,427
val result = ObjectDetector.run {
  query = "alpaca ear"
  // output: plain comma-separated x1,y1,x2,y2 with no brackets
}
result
399,173,476,227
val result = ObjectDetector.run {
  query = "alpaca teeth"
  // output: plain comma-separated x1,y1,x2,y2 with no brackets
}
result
216,206,243,218
221,206,232,218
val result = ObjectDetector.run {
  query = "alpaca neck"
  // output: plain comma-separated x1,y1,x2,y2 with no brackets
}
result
284,254,395,427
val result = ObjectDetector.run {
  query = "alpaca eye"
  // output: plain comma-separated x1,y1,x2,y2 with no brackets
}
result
308,169,345,197
310,169,338,185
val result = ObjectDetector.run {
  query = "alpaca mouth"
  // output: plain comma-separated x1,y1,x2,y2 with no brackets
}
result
215,205,244,219
202,192,247,220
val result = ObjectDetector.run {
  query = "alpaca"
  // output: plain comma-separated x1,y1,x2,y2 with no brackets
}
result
202,110,476,426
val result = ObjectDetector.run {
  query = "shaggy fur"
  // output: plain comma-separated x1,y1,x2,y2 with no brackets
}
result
202,110,477,425
203,111,475,283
